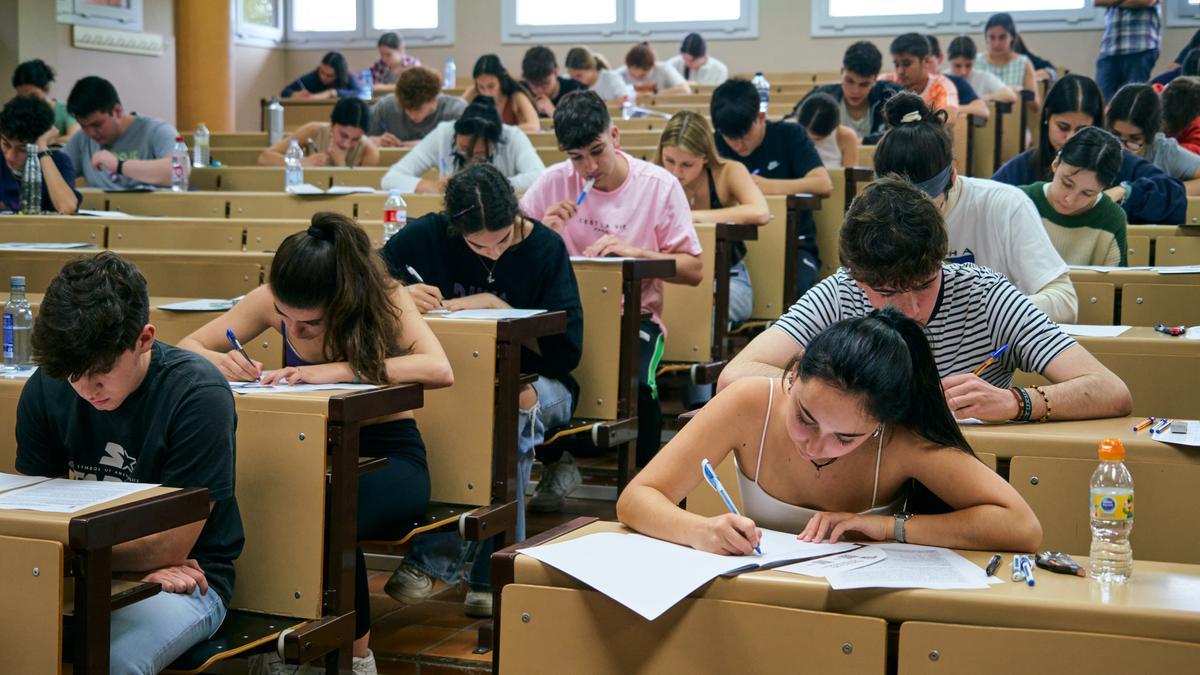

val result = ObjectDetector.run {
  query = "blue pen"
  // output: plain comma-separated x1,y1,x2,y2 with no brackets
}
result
576,177,596,206
701,459,762,555
225,329,261,382
751,169,761,175
1151,417,1171,434
1019,555,1035,586
972,344,1009,377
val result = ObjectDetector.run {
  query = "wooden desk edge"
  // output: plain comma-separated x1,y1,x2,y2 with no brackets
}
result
325,383,424,425
68,486,210,550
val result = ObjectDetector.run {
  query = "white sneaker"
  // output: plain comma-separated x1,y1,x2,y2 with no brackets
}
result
528,452,582,513
384,562,436,604
352,649,379,675
464,590,493,618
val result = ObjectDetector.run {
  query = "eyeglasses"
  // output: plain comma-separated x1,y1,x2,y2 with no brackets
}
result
1115,135,1145,151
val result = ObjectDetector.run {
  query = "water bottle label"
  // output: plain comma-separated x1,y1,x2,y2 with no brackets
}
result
3,314,12,360
384,209,398,224
1091,490,1133,520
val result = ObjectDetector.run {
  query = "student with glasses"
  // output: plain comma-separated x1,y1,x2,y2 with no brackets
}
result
380,95,544,194
1106,83,1200,196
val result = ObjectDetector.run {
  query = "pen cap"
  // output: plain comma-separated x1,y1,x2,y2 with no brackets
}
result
1097,438,1125,461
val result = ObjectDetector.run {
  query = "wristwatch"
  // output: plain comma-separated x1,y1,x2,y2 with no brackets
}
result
116,158,125,176
894,511,914,543
35,150,51,159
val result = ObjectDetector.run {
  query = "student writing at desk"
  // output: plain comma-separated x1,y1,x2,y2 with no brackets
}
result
381,163,583,618
0,94,80,213
15,253,244,675
718,177,1133,424
617,307,1043,553
521,90,702,469
178,213,453,674
257,97,379,168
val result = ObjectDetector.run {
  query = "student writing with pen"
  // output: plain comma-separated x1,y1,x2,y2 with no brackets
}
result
178,212,453,673
380,163,583,619
718,177,1133,424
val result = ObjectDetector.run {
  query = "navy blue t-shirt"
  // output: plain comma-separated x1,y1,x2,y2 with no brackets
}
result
0,150,81,213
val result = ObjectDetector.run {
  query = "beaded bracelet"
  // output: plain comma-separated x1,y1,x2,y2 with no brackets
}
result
1008,387,1026,422
1032,385,1052,423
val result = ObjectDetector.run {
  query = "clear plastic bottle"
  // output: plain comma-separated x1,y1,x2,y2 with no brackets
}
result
170,136,189,192
751,72,770,114
4,276,33,371
444,58,457,89
1090,437,1134,583
383,190,407,242
358,68,374,99
284,140,304,190
192,123,210,167
622,84,637,120
20,144,42,215
267,97,285,146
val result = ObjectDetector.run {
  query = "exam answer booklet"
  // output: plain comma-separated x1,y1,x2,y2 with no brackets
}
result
0,475,160,513
519,530,857,620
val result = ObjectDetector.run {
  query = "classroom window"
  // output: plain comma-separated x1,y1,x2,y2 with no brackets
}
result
811,0,1103,37
286,0,454,48
235,0,285,46
1166,0,1200,28
502,0,757,44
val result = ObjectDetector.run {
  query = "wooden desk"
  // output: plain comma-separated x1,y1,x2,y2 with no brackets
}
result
962,416,1200,470
493,519,1200,674
0,486,210,674
1069,269,1200,326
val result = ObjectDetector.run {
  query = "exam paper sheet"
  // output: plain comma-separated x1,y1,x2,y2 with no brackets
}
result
442,309,546,319
228,381,379,395
0,473,50,494
0,478,160,513
157,299,235,312
824,543,990,590
777,547,888,577
1057,324,1131,338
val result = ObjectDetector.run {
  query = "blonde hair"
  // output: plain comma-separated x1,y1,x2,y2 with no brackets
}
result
654,110,725,169
565,46,610,72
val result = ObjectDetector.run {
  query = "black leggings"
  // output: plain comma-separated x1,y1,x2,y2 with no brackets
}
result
352,419,431,639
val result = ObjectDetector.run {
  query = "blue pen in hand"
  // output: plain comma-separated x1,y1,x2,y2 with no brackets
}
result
576,177,596,206
701,458,762,555
225,329,261,382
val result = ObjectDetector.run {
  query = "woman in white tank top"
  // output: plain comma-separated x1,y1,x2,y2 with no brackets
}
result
616,308,1042,555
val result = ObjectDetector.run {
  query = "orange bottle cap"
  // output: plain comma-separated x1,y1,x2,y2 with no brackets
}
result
1098,438,1126,461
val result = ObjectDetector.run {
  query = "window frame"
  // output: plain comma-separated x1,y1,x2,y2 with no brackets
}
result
234,0,285,48
284,0,455,49
500,0,758,45
811,0,1104,38
56,0,145,33
1167,0,1200,29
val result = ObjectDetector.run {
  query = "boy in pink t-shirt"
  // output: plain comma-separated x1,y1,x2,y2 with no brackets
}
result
520,89,702,468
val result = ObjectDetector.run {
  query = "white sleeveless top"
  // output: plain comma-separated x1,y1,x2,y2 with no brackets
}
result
734,379,904,533
813,133,842,169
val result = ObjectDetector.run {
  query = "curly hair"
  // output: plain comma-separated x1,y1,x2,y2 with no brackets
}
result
395,66,441,110
840,175,947,291
0,94,55,143
32,252,150,380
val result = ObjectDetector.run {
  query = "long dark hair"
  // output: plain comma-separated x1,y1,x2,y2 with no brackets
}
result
269,212,406,384
1106,83,1161,143
444,163,523,236
874,93,953,188
472,53,531,100
321,51,352,89
789,307,975,513
453,96,504,170
1029,74,1104,180
984,13,1018,51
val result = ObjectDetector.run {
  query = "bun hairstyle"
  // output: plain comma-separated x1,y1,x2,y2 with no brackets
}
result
874,92,954,194
444,163,522,236
626,42,656,70
565,46,610,72
795,93,840,138
270,212,407,384
453,96,504,169
1056,126,1123,189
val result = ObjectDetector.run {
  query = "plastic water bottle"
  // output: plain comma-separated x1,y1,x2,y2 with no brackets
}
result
358,69,373,99
171,136,188,192
192,123,210,167
751,72,770,114
4,276,33,371
383,190,407,242
622,84,637,121
20,144,42,215
267,97,285,145
1090,438,1134,583
443,58,457,89
284,140,304,190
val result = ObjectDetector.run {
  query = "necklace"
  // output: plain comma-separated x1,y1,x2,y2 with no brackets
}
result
810,457,838,477
476,253,498,284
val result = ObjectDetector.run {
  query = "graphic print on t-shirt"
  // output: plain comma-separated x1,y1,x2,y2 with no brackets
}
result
578,216,630,237
945,248,975,265
71,442,137,482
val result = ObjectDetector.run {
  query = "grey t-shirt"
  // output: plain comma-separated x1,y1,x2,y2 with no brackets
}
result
369,94,467,142
838,97,872,139
64,115,179,190
1144,132,1200,182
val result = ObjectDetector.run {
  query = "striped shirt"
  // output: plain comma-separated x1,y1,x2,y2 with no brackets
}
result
977,54,1031,89
773,264,1077,388
1100,6,1160,57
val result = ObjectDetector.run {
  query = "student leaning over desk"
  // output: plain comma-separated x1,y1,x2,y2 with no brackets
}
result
617,305,1044,555
257,97,379,168
0,94,80,213
718,177,1133,425
178,212,453,674
381,162,584,619
16,253,244,674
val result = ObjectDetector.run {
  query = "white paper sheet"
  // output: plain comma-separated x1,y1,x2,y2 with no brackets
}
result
285,183,326,195
1057,324,1131,337
324,186,377,194
0,242,96,249
1186,326,1200,340
0,473,50,494
0,478,160,513
824,543,991,590
228,380,379,395
157,299,234,312
1150,419,1200,447
0,366,37,380
1155,265,1200,275
77,209,132,218
444,309,546,319
776,547,888,578
1068,265,1154,272
518,530,857,620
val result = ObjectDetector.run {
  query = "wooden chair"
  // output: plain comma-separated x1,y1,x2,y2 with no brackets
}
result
1153,235,1200,265
1118,283,1200,326
1072,281,1117,325
0,216,104,246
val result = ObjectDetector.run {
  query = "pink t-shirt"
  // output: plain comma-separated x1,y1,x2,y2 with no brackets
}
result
520,152,702,331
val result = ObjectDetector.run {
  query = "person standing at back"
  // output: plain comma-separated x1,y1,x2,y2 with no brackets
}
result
1095,0,1161,101
664,33,729,86
63,75,184,190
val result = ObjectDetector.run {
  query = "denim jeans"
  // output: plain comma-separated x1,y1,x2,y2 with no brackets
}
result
1096,48,1159,101
728,259,753,326
108,585,226,675
404,376,574,591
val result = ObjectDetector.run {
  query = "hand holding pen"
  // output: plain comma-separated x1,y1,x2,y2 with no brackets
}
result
224,329,263,382
699,459,763,556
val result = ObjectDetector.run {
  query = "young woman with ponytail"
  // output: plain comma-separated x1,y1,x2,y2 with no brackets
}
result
178,211,453,671
617,303,1044,553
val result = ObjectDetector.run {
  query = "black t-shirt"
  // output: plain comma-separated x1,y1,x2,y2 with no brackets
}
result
15,341,244,605
551,77,587,105
945,73,979,105
382,215,584,407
